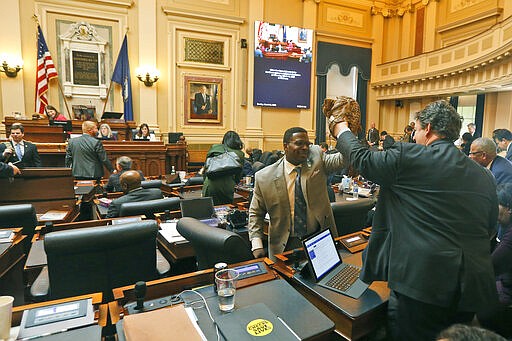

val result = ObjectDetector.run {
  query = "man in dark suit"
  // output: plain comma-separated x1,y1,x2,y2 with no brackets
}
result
194,85,211,114
366,122,379,147
327,98,498,341
106,170,163,218
0,123,42,168
65,121,114,180
470,137,512,186
492,128,512,162
104,156,145,192
0,161,21,178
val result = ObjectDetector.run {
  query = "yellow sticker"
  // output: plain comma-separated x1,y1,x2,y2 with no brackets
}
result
246,319,274,337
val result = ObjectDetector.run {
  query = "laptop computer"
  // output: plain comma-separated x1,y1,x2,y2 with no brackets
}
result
179,197,220,228
302,228,369,299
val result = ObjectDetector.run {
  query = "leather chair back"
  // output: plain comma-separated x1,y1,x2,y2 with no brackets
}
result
184,176,204,186
0,203,37,241
177,217,254,270
331,199,375,236
141,180,163,189
44,220,158,301
118,197,181,219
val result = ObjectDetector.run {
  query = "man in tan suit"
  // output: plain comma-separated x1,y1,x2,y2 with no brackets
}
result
249,127,345,260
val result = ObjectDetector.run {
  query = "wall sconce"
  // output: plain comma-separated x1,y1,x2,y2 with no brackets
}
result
0,58,23,78
135,66,159,87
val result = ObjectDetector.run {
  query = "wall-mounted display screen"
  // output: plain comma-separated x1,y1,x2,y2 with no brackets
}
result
253,21,313,109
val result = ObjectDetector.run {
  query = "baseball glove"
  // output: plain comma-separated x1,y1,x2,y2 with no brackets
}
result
322,96,362,136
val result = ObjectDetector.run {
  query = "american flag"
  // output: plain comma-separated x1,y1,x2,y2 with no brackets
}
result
35,25,58,114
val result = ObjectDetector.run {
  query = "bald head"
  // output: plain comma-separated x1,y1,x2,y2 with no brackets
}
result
82,121,98,136
120,170,142,193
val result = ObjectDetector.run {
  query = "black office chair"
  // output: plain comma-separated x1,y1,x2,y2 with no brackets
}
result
177,217,254,270
118,197,181,219
141,179,163,189
0,204,38,247
30,220,159,302
184,176,204,186
331,199,375,236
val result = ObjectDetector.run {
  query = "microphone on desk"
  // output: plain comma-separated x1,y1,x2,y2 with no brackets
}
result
134,281,147,311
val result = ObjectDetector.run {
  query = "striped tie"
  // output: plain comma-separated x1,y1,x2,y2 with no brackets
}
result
294,167,307,238
15,143,22,161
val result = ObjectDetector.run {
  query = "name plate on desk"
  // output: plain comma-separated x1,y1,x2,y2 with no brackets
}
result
339,233,368,254
19,298,94,339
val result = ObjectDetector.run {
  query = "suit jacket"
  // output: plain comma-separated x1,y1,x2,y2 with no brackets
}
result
489,155,512,186
104,170,145,192
367,128,379,145
337,132,498,311
106,187,163,218
0,141,42,168
65,134,113,179
0,162,14,177
506,144,512,162
248,145,345,260
194,92,211,114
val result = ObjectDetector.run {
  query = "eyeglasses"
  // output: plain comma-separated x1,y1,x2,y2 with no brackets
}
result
468,151,484,156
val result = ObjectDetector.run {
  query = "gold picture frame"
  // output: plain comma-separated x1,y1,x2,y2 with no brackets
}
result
184,76,222,125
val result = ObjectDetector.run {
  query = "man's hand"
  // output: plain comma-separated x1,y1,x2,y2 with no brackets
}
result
322,96,361,137
3,147,13,157
8,162,21,175
252,248,265,259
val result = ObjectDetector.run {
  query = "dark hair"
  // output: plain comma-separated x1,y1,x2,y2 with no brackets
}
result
405,125,413,133
11,123,24,133
415,100,462,142
283,127,307,144
320,142,328,150
497,183,512,211
492,128,512,142
461,132,473,143
380,131,388,136
222,130,243,150
137,123,150,137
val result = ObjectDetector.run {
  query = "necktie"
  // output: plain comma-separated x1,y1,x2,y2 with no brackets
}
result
15,143,22,161
294,167,307,238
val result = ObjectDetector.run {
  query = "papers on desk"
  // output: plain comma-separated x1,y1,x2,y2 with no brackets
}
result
39,210,68,221
345,187,372,198
159,221,187,244
0,230,14,243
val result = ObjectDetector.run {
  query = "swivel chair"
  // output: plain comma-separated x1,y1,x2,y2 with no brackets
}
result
118,197,181,219
177,217,254,270
30,220,159,302
184,176,204,186
141,179,163,189
0,204,38,249
331,199,375,236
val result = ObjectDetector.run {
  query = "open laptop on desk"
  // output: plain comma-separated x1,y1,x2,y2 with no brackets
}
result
302,228,369,299
179,197,220,228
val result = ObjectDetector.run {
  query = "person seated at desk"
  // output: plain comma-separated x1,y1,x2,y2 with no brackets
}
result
0,161,20,177
0,122,42,168
106,170,163,218
105,156,145,192
45,105,67,121
134,123,156,141
97,123,117,140
249,127,345,260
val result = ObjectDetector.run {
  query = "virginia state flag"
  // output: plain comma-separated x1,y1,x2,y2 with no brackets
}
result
111,35,133,121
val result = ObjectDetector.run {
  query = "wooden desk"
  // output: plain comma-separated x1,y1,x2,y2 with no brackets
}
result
111,259,334,340
11,293,107,340
0,229,26,306
272,236,389,341
3,117,66,143
71,119,136,142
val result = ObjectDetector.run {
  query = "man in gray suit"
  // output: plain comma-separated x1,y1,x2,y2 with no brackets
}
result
65,121,114,180
106,170,163,218
327,98,498,341
249,127,345,260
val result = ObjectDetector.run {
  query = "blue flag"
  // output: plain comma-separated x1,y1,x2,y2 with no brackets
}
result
112,35,133,121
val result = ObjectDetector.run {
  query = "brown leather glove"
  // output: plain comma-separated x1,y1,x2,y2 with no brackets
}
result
322,96,362,136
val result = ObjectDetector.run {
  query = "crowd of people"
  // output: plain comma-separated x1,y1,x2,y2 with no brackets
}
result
2,98,512,339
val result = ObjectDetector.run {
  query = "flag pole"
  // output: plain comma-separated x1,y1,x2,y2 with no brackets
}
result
101,81,114,116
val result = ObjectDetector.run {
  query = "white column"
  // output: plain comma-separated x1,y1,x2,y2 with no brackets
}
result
138,0,158,133
0,0,26,120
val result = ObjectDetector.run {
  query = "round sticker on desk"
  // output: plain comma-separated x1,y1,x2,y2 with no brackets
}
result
246,319,273,336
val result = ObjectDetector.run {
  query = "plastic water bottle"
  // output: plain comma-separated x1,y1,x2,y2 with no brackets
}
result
171,166,176,174
353,183,359,199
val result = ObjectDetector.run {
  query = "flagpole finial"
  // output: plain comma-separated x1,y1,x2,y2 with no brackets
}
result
33,14,40,25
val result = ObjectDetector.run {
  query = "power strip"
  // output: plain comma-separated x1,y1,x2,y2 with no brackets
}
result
124,294,183,314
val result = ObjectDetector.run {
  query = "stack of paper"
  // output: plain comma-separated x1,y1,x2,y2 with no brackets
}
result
159,221,187,243
0,230,14,243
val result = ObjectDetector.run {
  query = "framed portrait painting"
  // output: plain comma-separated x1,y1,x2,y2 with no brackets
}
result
184,76,223,125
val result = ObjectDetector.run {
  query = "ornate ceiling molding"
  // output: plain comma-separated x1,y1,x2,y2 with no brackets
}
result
372,14,512,99
371,1,413,18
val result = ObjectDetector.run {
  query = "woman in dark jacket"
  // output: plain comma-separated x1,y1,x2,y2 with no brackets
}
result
202,131,244,205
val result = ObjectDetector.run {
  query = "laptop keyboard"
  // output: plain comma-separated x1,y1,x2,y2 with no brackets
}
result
325,264,361,292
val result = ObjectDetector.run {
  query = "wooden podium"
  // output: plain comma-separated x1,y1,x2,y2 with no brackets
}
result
0,168,78,221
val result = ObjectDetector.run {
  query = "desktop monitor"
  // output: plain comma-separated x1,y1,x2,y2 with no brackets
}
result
101,112,123,120
168,132,183,143
50,120,72,132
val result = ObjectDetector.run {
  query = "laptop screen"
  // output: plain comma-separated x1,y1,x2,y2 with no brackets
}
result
180,197,215,220
303,229,342,281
